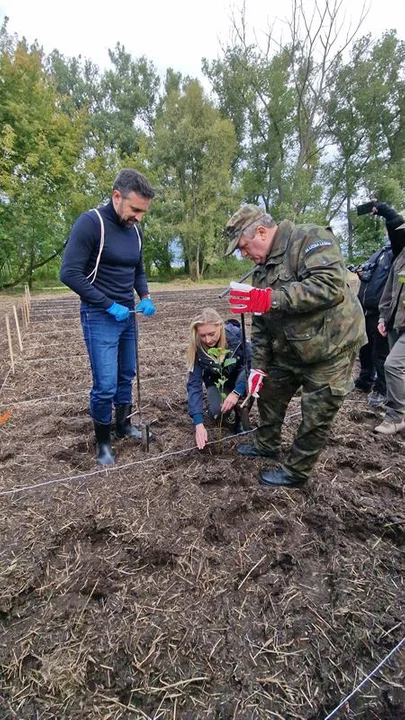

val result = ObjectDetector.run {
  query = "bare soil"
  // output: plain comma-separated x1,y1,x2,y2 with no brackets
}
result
0,289,404,720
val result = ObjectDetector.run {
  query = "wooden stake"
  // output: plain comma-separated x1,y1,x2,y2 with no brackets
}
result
12,305,23,352
5,315,15,374
21,300,28,328
25,290,30,324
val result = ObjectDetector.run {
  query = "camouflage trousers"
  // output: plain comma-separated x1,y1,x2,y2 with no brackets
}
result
255,350,357,481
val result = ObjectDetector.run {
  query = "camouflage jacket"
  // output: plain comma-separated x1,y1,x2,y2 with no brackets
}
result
378,247,405,334
251,220,367,367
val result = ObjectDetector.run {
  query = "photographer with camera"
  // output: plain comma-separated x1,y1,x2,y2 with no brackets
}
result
352,241,393,407
356,200,405,434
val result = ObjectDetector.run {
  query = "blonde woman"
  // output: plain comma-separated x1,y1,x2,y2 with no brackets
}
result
186,308,250,449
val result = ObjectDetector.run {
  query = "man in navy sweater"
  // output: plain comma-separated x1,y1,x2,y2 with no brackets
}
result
60,168,156,465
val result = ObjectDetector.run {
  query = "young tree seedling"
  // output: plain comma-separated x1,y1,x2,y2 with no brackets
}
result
207,347,236,446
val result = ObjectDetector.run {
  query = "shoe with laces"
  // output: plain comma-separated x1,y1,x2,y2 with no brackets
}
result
374,417,405,435
367,391,386,409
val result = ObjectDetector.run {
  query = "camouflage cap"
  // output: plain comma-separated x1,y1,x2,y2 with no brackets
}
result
223,204,266,256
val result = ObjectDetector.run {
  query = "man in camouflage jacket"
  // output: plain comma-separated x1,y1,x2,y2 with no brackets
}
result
224,204,367,488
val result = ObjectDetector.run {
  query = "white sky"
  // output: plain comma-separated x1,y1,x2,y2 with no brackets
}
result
1,0,404,80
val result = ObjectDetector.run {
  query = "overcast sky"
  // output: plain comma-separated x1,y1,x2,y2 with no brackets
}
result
1,0,404,80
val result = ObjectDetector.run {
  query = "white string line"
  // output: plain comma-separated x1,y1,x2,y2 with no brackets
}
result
0,428,257,497
323,636,405,720
0,410,303,497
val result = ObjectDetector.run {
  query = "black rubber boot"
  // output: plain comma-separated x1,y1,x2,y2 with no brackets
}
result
115,403,151,441
259,467,306,488
237,444,280,459
93,421,115,466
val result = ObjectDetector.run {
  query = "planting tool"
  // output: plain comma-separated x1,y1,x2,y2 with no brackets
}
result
219,269,261,428
218,264,261,299
133,311,150,451
238,313,253,430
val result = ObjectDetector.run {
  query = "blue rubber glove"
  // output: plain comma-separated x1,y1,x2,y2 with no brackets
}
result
136,297,156,316
106,302,130,322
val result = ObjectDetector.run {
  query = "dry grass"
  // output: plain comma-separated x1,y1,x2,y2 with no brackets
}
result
0,292,404,720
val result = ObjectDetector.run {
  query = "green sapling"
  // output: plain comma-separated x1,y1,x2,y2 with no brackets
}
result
207,347,237,442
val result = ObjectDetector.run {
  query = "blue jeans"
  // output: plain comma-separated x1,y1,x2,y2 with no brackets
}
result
80,303,136,424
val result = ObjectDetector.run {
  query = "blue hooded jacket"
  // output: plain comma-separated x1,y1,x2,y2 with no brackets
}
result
357,245,393,313
187,320,250,425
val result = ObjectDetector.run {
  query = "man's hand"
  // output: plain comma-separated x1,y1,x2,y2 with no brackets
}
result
248,369,267,397
136,297,156,316
229,281,272,314
377,320,387,337
221,390,239,414
372,201,398,222
107,302,130,322
195,423,208,450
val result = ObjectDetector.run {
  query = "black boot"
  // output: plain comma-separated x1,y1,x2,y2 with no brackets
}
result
93,421,115,466
259,467,306,488
115,403,143,440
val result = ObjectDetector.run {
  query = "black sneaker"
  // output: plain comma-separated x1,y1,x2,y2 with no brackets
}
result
354,378,373,393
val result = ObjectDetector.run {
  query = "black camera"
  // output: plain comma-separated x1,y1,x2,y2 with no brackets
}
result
358,261,375,282
348,260,375,281
356,200,376,216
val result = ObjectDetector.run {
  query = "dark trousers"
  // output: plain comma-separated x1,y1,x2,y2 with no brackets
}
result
80,303,136,424
206,382,233,419
357,312,389,395
256,351,356,481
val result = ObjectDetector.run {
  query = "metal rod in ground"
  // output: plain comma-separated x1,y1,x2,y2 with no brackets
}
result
142,423,150,452
240,314,249,387
218,264,261,298
133,312,142,426
238,313,252,429
133,310,149,451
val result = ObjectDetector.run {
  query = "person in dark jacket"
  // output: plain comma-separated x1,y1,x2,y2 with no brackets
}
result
60,168,156,466
370,202,405,259
374,213,405,435
186,308,250,450
354,242,393,407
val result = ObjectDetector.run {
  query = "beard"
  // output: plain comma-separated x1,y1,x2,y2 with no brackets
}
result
118,214,137,228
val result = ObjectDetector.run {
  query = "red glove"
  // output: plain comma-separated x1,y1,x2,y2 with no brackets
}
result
248,369,267,397
229,281,272,314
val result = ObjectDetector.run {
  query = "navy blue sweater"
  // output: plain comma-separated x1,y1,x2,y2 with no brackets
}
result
187,322,250,425
60,200,148,309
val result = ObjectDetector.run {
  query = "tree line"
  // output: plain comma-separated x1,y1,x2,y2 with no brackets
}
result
1,1,404,289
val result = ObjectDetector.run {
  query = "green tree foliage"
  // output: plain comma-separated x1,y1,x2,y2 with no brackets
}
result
0,20,86,288
151,77,238,279
203,0,366,224
1,2,404,288
325,31,405,259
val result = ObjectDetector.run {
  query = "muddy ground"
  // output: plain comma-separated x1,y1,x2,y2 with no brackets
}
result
0,289,404,720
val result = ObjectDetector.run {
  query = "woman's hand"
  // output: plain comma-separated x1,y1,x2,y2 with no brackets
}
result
195,423,208,450
221,390,239,414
